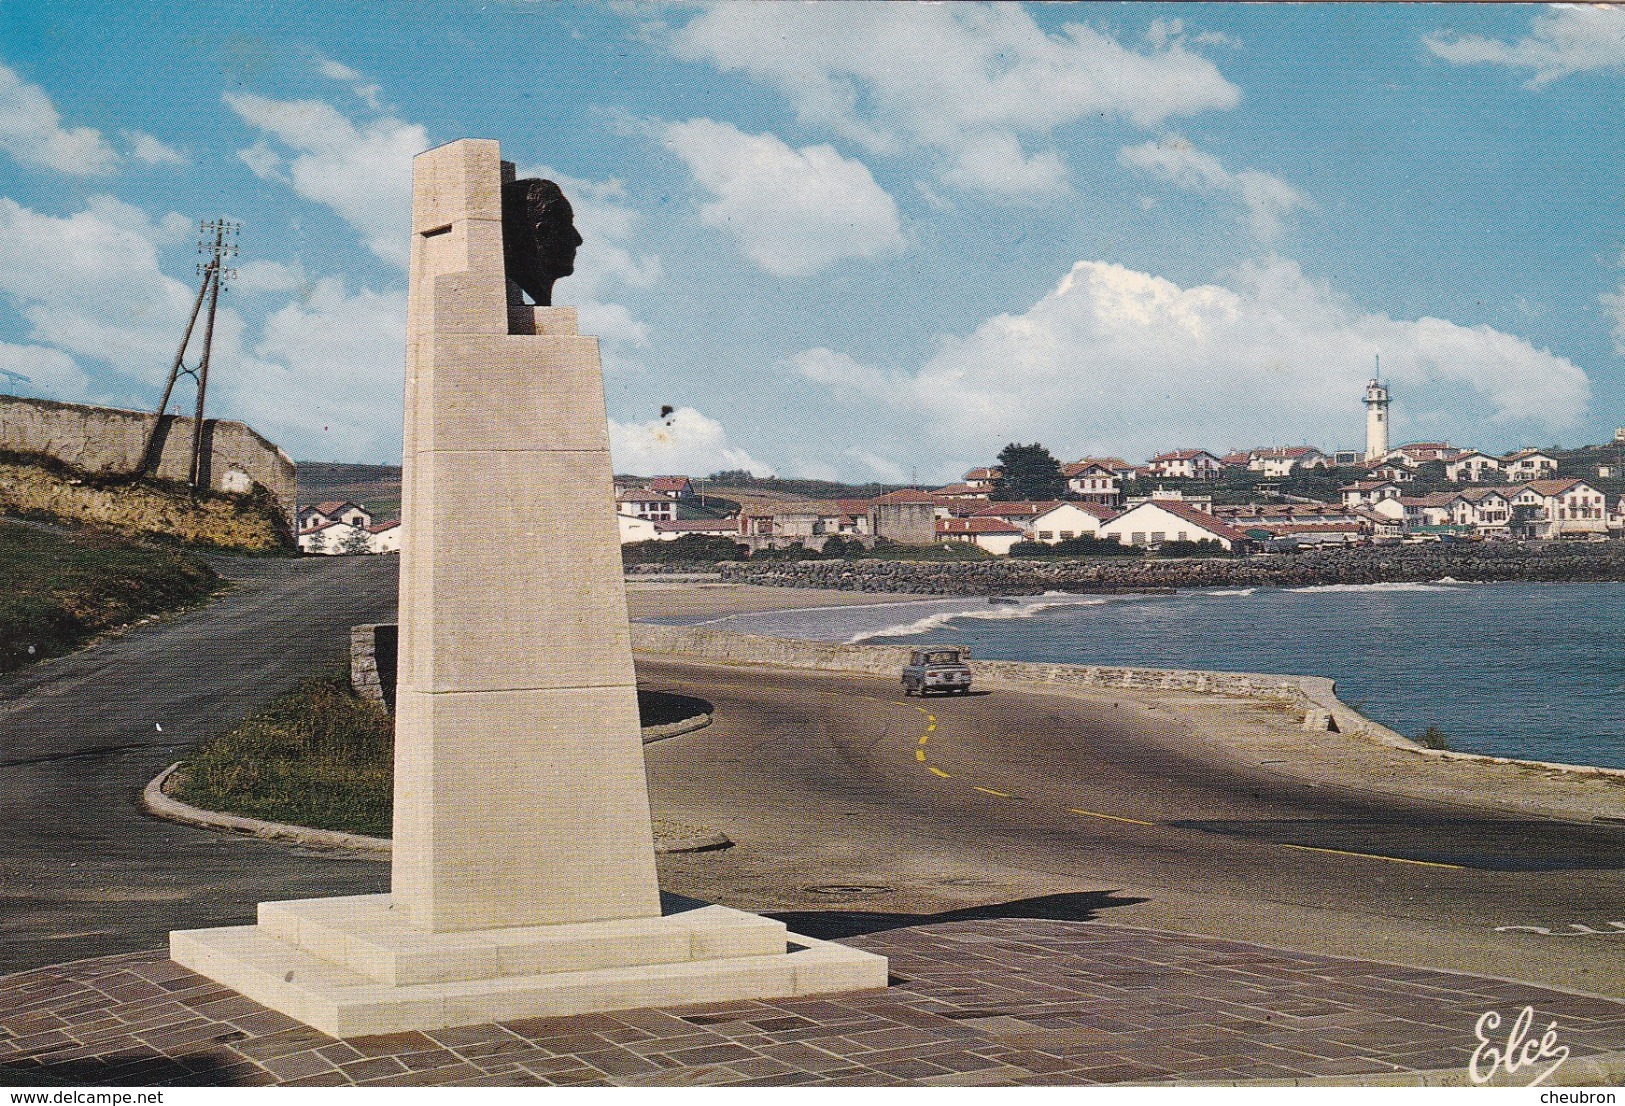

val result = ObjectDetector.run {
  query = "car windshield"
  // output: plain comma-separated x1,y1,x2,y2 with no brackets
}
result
923,651,962,664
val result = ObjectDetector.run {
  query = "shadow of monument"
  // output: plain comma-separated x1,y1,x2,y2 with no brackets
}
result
761,890,1150,941
0,1054,244,1087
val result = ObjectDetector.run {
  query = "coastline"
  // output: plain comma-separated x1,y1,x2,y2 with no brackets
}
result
625,578,1625,826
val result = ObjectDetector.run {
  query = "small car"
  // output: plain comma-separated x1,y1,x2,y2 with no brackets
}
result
901,646,973,696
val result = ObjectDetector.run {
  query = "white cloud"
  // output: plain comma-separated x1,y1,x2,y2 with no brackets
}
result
125,131,188,166
665,119,905,276
789,347,901,404
0,195,198,386
609,406,773,477
226,278,407,463
316,56,383,109
1119,135,1309,243
1425,5,1625,87
799,256,1591,464
664,3,1239,198
1603,285,1625,355
0,60,118,174
0,342,93,402
224,92,427,266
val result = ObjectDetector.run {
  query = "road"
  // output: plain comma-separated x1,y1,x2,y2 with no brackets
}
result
640,657,1625,996
0,555,397,976
3,555,1621,999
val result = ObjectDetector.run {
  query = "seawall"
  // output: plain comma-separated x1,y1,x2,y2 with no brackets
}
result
695,542,1625,594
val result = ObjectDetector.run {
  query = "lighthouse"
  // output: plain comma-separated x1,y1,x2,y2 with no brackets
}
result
1364,376,1390,460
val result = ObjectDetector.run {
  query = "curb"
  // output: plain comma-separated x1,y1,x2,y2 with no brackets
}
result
144,710,727,857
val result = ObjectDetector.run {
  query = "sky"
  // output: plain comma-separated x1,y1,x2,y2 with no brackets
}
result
0,2,1621,484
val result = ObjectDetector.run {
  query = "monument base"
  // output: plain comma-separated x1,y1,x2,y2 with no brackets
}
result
171,895,887,1038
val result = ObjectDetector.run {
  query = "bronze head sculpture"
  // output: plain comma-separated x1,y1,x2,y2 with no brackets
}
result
502,178,583,307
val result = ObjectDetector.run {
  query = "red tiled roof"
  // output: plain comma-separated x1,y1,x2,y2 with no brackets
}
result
937,517,1023,535
1518,478,1588,497
1112,499,1251,544
305,500,359,516
963,467,1002,481
872,489,940,504
649,475,692,492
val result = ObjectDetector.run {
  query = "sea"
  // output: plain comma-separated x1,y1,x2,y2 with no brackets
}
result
682,581,1625,771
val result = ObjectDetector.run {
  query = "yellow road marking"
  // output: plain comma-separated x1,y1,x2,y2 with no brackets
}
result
915,749,926,762
974,786,1011,798
926,723,936,732
928,767,952,779
1068,808,1155,827
1276,842,1464,869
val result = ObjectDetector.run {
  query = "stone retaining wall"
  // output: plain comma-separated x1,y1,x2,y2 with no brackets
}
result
697,541,1625,594
0,394,296,528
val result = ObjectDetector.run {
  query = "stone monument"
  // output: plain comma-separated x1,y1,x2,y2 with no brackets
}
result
170,139,887,1037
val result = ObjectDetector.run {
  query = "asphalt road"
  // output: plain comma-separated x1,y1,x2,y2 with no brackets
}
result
4,555,1621,1000
640,657,1625,997
0,555,397,976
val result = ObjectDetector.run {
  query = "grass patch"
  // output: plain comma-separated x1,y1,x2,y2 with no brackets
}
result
171,674,395,837
171,678,713,837
0,520,222,673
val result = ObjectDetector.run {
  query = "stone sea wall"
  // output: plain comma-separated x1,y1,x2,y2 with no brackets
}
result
694,541,1625,595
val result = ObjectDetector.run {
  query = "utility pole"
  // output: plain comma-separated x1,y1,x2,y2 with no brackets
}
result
141,219,237,490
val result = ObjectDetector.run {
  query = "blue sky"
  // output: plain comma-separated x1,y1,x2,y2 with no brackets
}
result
0,2,1621,483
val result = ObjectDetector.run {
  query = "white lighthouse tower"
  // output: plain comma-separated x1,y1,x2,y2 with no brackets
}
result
1364,372,1390,460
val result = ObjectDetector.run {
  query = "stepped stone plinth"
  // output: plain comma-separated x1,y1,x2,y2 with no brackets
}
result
170,138,886,1036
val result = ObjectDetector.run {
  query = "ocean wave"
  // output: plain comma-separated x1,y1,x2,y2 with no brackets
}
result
1200,587,1257,597
1288,581,1462,594
845,596,1107,643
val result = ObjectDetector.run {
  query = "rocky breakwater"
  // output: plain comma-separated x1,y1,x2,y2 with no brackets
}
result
711,541,1625,595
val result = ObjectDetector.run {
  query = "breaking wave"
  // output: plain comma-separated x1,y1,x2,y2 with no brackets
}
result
1287,581,1463,594
845,596,1107,643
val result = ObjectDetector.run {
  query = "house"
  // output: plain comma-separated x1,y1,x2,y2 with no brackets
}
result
962,466,1001,489
617,513,659,544
366,520,402,554
1245,446,1330,477
1099,500,1251,551
1501,449,1560,482
648,475,694,499
1026,502,1115,543
1340,480,1404,510
1449,488,1512,538
299,519,372,555
1145,449,1223,480
1330,449,1363,467
652,518,746,542
1443,451,1502,483
1506,478,1608,539
298,500,372,531
936,516,1024,555
931,482,991,503
616,489,676,521
738,502,821,543
1061,458,1130,505
819,499,876,534
1383,442,1456,467
1126,486,1213,512
1361,462,1415,483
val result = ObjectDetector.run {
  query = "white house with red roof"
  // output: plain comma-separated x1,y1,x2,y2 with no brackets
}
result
962,466,1002,488
648,475,694,498
1507,478,1608,538
1501,449,1560,482
1146,449,1223,480
298,500,372,531
931,482,992,503
1060,459,1126,505
1099,500,1250,551
366,520,402,554
1246,446,1330,477
1024,502,1115,543
617,513,659,544
936,516,1025,555
1443,450,1502,483
617,489,676,521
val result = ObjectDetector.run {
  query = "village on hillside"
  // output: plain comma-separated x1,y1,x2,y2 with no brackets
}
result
297,381,1625,557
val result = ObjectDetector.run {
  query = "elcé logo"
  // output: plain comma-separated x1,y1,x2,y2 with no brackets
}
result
1470,1006,1570,1087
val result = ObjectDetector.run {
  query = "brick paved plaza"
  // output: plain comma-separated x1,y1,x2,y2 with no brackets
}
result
3,920,1624,1087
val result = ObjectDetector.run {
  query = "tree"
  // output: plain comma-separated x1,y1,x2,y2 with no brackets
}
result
340,525,373,556
990,442,1066,501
